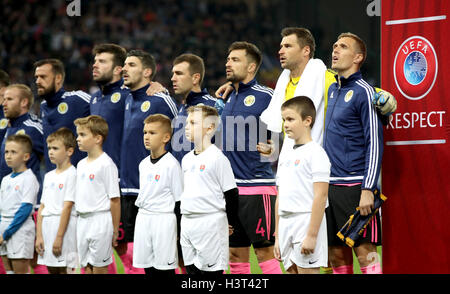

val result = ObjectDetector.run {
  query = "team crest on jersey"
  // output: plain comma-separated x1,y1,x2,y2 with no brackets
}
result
344,90,354,102
294,159,300,166
0,118,8,129
111,92,121,103
15,129,26,135
59,184,64,190
200,164,205,172
141,101,151,112
89,174,95,181
243,95,256,107
394,36,438,100
57,102,69,114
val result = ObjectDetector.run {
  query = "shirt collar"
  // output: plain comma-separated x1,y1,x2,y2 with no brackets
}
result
43,87,65,107
231,78,257,93
185,88,209,106
99,78,124,95
130,83,150,98
334,71,362,87
10,113,29,127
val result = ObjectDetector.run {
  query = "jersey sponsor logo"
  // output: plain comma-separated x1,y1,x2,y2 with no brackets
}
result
330,91,334,99
59,183,64,190
394,36,438,100
15,185,20,191
243,95,256,107
57,102,69,114
89,174,95,181
154,174,160,182
141,101,151,112
92,97,97,104
344,90,354,102
200,164,205,172
294,159,300,166
111,92,121,103
0,118,8,129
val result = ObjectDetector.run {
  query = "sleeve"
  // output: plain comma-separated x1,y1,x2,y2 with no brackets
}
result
170,161,183,202
216,155,237,193
21,174,39,205
2,202,33,241
311,147,331,183
63,170,76,203
358,88,384,191
154,93,178,119
224,188,239,227
105,161,121,199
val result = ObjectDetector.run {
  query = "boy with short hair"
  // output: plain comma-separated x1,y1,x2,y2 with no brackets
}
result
74,115,121,274
35,127,78,274
274,96,331,274
180,105,239,275
0,134,40,274
133,114,183,275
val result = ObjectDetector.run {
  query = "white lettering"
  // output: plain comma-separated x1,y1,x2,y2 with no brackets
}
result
366,0,380,17
387,111,446,129
66,0,81,17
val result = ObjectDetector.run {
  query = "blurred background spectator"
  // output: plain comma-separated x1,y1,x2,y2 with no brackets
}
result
0,0,380,107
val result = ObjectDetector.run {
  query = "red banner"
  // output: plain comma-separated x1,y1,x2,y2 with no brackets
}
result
381,0,450,273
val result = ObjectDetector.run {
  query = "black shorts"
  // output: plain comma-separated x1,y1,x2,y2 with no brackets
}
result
229,194,276,248
326,184,382,247
118,195,139,243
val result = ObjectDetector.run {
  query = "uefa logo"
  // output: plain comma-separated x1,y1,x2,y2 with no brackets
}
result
393,36,438,100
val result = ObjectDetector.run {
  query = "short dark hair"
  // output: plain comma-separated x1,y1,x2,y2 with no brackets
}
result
93,43,127,68
281,27,316,59
337,32,367,67
0,69,10,87
127,50,157,80
34,58,65,82
228,41,263,73
281,96,316,128
173,53,206,85
6,133,33,155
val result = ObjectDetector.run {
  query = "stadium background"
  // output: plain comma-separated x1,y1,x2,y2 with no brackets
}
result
1,0,382,274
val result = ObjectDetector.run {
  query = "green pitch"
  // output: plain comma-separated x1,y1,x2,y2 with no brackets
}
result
112,245,382,274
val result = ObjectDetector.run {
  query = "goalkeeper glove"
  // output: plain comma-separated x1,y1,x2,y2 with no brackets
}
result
372,90,397,116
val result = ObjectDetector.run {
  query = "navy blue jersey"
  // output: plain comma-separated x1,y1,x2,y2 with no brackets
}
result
323,71,383,191
0,113,44,202
40,87,90,171
90,79,129,168
0,107,7,143
220,79,276,187
171,89,217,163
119,84,178,196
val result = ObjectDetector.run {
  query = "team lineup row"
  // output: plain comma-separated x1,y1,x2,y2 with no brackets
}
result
0,27,396,274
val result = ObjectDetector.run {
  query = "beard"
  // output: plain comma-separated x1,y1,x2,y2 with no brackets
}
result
94,71,114,85
37,80,56,97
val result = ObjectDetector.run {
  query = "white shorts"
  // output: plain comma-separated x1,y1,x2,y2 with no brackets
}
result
0,217,35,259
278,212,328,269
180,212,229,272
133,210,178,269
76,211,113,268
37,215,78,268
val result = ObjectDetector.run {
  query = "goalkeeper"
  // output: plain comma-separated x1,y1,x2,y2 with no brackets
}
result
323,32,384,274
